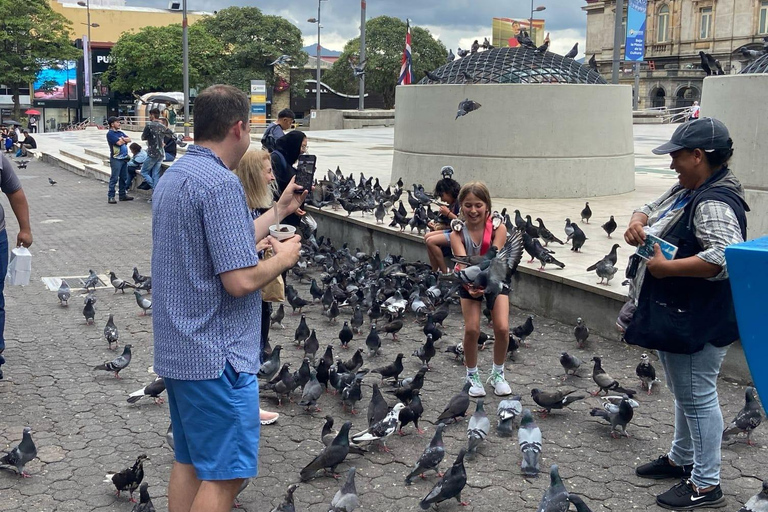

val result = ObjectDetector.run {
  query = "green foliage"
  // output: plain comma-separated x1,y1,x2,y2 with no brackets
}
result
106,24,222,94
323,16,447,109
197,6,308,93
0,0,79,117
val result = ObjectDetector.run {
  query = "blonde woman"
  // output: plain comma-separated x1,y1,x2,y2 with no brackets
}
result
234,149,280,425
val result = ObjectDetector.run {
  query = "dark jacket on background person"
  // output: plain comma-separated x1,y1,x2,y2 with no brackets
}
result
271,130,306,228
625,167,748,355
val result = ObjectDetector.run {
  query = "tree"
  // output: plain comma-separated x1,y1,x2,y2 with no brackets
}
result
323,16,447,109
106,24,222,94
0,0,79,119
198,6,308,93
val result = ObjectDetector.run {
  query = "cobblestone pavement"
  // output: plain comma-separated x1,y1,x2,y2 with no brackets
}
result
0,157,765,512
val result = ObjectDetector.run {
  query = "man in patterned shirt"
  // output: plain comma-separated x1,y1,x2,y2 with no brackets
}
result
152,84,305,512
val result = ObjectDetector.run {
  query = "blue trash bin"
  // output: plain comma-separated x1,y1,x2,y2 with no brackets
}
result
725,236,768,403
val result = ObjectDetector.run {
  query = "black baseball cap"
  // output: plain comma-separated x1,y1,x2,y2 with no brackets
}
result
652,117,731,155
107,116,121,125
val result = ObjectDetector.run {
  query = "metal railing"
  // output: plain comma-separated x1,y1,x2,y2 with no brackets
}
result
634,105,693,123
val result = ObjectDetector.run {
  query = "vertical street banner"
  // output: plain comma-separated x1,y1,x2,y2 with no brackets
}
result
250,80,267,126
625,0,648,61
83,35,91,98
398,19,413,85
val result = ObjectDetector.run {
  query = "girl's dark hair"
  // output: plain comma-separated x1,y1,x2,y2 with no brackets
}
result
129,142,141,153
274,130,306,166
702,137,734,169
434,177,461,201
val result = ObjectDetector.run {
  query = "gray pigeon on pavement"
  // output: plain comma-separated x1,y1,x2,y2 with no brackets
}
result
466,399,490,455
110,271,136,293
367,383,389,428
635,353,659,394
83,296,96,325
0,427,37,477
574,318,589,348
723,386,763,446
519,409,542,477
497,397,523,437
330,467,359,512
83,269,100,290
537,464,569,512
134,291,152,315
300,421,352,481
739,480,768,512
559,352,582,380
131,483,155,512
436,381,471,424
270,483,299,512
419,448,468,509
299,371,323,412
93,344,132,378
104,314,119,350
258,345,282,381
590,394,634,438
57,279,71,306
405,423,446,485
595,258,618,285
568,495,595,512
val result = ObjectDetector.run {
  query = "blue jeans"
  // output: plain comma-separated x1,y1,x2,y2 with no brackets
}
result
658,343,730,488
108,158,129,198
0,230,8,374
125,162,140,192
140,154,163,189
164,152,175,162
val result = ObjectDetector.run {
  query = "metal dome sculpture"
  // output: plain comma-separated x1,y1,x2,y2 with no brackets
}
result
417,46,607,85
740,53,768,74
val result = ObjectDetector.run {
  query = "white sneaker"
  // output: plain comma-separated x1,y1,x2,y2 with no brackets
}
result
487,370,512,396
466,372,486,398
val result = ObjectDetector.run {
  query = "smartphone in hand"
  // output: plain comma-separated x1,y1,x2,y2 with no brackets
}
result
295,154,317,192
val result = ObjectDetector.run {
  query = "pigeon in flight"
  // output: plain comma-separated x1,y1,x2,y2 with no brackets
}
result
269,55,292,66
15,160,29,169
0,427,37,477
564,42,579,59
48,177,56,185
349,58,366,78
456,99,482,119
94,344,132,378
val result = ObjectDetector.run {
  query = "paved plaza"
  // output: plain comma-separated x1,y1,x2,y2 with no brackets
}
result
0,129,765,511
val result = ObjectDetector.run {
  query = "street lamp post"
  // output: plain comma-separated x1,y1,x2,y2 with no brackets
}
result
529,4,546,44
308,0,328,112
358,0,366,111
77,0,98,124
182,0,190,138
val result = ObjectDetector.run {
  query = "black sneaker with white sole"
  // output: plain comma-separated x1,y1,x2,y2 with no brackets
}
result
636,454,693,480
656,479,726,510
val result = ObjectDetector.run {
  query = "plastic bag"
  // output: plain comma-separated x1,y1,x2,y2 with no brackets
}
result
6,246,32,286
260,248,285,303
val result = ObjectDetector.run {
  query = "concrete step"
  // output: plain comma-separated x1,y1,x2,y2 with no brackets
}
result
83,148,110,165
59,149,102,166
41,151,110,182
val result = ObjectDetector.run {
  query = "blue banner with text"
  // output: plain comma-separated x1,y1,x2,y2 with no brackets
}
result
625,0,647,62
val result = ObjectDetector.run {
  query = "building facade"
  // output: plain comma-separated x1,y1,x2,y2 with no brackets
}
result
584,0,768,109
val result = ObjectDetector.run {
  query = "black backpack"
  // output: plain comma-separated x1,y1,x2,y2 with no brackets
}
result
261,123,278,152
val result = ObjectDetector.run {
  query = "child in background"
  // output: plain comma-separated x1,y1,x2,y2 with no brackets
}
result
126,143,148,192
450,181,512,398
424,175,461,273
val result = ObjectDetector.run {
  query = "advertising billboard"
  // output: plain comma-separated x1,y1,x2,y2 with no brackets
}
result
625,0,648,61
33,61,78,101
492,17,546,49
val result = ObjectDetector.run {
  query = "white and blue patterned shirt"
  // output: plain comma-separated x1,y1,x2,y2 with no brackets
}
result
152,145,261,380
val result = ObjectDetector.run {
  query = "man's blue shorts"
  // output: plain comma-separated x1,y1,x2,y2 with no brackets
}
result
165,361,260,480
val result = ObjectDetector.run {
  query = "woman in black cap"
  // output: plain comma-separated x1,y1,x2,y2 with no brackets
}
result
623,117,749,510
270,130,307,228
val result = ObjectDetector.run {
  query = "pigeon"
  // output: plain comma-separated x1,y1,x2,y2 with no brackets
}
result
516,30,536,49
457,47,469,58
321,416,367,456
299,371,323,412
441,165,454,180
83,269,100,290
456,99,482,119
470,39,479,53
380,319,403,340
398,390,425,434
134,291,152,315
329,467,359,512
739,480,768,512
0,427,37,477
574,318,589,348
132,483,155,512
270,483,299,512
349,58,366,78
425,70,443,82
635,353,659,395
104,314,119,350
135,277,152,293
559,352,582,381
367,383,389,428
419,448,468,509
268,54,292,66
351,305,364,334
15,160,29,169
525,215,540,239
405,423,446,485
698,51,712,75
723,387,763,446
537,464,570,512
466,399,490,455
132,267,149,284
595,258,618,285
365,324,380,356
591,356,618,395
564,42,579,59
338,321,354,350
258,345,282,381
497,397,523,437
537,33,550,53
536,218,564,246
387,366,428,404
740,47,763,59
127,377,166,404
295,315,310,347
105,454,148,502
580,202,592,223
287,287,309,313
324,300,341,323
413,334,436,369
436,381,471,424
445,343,465,362
341,375,364,414
568,495,595,512
588,54,598,71
300,421,352,481
518,409,542,477
271,303,286,329
370,353,405,382
304,329,320,363
531,388,586,416
57,279,70,306
601,216,617,237
48,177,56,185
512,316,535,347
83,296,96,325
446,49,455,63
109,271,136,293
590,394,634,438
570,222,587,250
93,344,132,378
587,244,621,271
351,403,406,452
564,218,574,240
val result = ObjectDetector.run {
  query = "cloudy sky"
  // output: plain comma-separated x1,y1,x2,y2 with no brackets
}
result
130,0,588,60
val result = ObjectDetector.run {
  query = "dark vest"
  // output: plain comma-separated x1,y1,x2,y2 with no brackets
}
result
625,167,748,354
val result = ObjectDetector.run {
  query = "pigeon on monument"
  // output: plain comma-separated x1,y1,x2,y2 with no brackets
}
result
446,49,455,63
564,42,579,59
425,70,443,82
588,54,598,71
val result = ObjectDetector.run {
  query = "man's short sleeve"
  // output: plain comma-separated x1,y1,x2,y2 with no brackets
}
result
202,179,259,275
106,131,121,146
0,155,22,195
